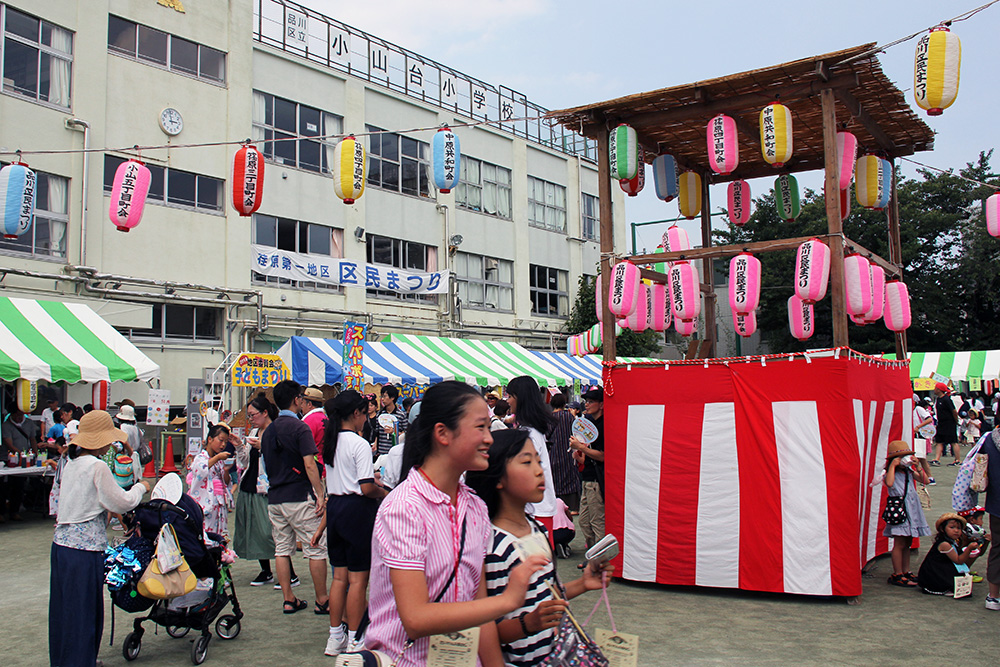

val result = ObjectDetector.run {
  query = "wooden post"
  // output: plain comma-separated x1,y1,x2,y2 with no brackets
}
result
820,89,849,348
700,172,716,358
597,125,617,362
888,165,907,359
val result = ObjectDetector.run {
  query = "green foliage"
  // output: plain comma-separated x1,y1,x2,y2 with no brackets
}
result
565,274,662,358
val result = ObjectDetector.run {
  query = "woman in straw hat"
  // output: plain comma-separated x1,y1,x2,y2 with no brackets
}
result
882,439,931,587
917,512,981,595
49,410,151,667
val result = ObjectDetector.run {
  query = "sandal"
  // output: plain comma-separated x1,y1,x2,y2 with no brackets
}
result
902,572,918,583
314,599,330,615
283,598,308,614
887,573,917,588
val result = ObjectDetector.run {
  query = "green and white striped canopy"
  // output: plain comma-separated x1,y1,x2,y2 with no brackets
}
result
884,350,1000,382
0,297,160,383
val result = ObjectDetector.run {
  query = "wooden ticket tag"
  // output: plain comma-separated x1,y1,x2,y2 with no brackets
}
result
954,574,973,599
596,629,639,667
427,626,480,667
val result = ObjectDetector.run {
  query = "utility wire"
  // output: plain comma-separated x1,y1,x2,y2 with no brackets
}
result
899,156,998,190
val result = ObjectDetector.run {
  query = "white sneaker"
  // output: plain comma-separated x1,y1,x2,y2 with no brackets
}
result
324,633,348,656
986,596,1000,611
347,639,365,653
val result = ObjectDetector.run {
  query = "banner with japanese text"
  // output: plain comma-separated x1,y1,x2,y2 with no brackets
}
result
342,322,367,391
231,353,290,387
251,244,449,294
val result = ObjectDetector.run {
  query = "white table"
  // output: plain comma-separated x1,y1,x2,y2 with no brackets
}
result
0,465,54,478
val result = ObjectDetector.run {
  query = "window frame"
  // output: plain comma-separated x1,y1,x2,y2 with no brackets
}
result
103,154,224,214
365,233,437,304
115,303,222,343
251,214,344,292
365,125,431,199
106,15,226,85
0,165,69,261
527,176,567,233
581,193,599,241
455,156,512,220
454,251,514,312
529,264,569,318
253,91,342,174
1,5,74,110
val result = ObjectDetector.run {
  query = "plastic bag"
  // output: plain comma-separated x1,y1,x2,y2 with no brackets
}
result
156,523,184,573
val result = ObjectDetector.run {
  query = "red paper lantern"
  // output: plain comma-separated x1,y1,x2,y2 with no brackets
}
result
231,144,264,216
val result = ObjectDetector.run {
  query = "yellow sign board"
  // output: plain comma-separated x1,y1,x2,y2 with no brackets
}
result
231,353,290,387
912,378,935,391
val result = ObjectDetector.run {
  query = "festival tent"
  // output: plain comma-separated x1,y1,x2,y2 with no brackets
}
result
525,350,662,387
0,296,159,383
275,336,451,387
886,350,1000,382
603,350,911,597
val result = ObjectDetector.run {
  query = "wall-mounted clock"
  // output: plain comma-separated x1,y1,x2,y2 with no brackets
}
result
159,107,183,136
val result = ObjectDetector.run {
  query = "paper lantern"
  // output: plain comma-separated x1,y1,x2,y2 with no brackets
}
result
727,180,751,227
332,135,367,204
728,253,761,316
774,174,800,221
855,155,890,210
566,336,574,355
884,280,912,332
794,238,831,304
108,159,151,232
985,192,1000,237
610,124,639,181
619,145,645,197
707,114,739,175
14,379,36,413
914,26,961,116
653,245,668,275
431,127,461,193
760,103,793,167
675,317,697,337
92,381,110,412
850,313,869,326
669,261,700,323
843,254,872,316
608,261,641,318
663,225,691,253
589,323,603,349
0,162,36,239
648,283,671,332
652,154,679,202
864,264,886,323
788,296,815,341
678,171,702,219
595,279,603,323
624,283,649,331
835,132,857,191
733,310,757,337
839,187,851,221
231,144,264,216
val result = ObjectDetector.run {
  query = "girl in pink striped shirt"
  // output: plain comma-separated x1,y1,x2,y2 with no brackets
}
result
364,382,547,666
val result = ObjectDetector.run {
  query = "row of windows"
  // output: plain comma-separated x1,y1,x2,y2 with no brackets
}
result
108,15,225,84
115,303,220,343
253,91,342,173
103,155,224,212
366,125,430,198
2,5,72,108
252,214,344,291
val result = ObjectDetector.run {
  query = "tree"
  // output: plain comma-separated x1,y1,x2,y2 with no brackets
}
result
565,275,662,358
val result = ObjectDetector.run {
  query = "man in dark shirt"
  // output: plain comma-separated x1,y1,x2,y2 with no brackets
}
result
375,385,408,457
931,382,960,467
261,380,328,613
570,387,605,549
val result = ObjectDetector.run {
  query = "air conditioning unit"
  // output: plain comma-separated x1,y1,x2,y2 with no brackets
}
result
203,368,226,385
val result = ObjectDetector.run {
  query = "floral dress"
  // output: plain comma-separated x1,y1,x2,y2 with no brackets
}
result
186,450,232,535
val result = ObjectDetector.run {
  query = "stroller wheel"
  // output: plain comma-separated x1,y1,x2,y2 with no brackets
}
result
122,632,141,661
191,635,210,665
166,625,190,639
215,614,241,640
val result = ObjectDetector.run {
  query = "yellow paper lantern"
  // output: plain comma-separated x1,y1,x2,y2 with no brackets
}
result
678,171,702,219
759,103,793,167
914,26,961,116
332,135,367,204
15,378,36,413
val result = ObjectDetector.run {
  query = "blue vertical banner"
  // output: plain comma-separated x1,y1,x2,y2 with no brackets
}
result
342,321,367,391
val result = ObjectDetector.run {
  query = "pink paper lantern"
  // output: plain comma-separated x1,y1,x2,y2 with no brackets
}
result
794,238,831,304
595,280,603,323
108,159,152,232
608,262,641,318
835,132,857,191
986,192,1000,237
843,254,873,316
619,145,645,197
623,283,649,331
864,264,886,323
648,283,671,332
707,114,739,175
728,253,761,316
733,310,757,337
231,144,264,216
788,295,815,341
675,317,698,337
663,225,691,253
92,381,109,412
669,261,701,323
850,313,869,326
727,180,751,226
884,281,912,332
617,318,629,329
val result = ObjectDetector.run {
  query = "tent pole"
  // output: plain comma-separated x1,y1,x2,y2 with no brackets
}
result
888,165,907,359
597,124,617,363
700,172,716,358
821,89,849,348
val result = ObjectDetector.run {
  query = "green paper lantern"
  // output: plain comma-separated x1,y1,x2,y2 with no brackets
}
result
774,174,800,221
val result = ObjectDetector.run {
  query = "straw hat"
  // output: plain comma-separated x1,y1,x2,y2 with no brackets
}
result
302,387,324,401
935,512,967,533
70,410,129,450
885,440,914,459
169,415,187,426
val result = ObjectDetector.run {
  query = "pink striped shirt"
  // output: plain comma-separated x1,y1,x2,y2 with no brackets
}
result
366,468,491,666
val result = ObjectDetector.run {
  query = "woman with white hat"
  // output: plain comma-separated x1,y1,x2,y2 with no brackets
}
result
49,410,151,667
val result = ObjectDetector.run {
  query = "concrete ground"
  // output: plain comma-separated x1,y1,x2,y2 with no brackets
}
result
3,463,996,667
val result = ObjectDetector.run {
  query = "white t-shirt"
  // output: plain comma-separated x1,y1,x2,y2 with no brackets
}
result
325,430,375,496
524,426,556,519
41,407,57,434
374,443,405,490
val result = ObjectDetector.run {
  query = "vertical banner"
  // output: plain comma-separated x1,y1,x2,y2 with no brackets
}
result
342,321,367,391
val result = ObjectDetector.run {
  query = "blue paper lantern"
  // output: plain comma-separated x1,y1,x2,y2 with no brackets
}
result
651,154,678,202
0,162,36,239
431,127,461,193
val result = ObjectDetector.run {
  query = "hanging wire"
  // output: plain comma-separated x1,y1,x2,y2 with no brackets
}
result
899,156,999,190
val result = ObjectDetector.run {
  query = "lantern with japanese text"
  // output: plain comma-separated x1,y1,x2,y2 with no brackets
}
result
864,264,886,323
678,171,701,219
92,381,109,412
760,102,793,167
884,280,912,332
608,261,641,318
0,162,35,239
669,261,700,323
707,114,739,175
624,283,649,331
648,283,671,332
985,192,1000,237
610,124,639,181
108,159,152,232
733,310,757,337
794,238,831,304
675,317,697,337
728,253,761,316
231,144,264,216
14,378,36,413
431,127,461,193
663,225,691,253
914,26,961,116
619,145,645,197
835,132,857,191
652,154,679,202
727,180,751,227
595,279,603,323
774,174,800,221
855,155,890,210
788,296,815,341
332,135,367,204
843,254,873,316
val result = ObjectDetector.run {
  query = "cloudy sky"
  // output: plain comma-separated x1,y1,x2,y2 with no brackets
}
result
303,0,998,252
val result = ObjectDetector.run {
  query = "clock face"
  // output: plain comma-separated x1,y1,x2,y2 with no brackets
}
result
159,108,183,136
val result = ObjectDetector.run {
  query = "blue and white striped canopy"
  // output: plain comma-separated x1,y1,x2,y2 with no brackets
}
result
275,336,451,387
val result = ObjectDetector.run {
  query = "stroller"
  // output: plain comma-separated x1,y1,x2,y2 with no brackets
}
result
118,493,243,665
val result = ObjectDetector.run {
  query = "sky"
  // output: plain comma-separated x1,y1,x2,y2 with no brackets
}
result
303,0,999,253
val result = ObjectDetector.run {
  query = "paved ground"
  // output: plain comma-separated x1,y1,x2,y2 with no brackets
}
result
3,463,996,666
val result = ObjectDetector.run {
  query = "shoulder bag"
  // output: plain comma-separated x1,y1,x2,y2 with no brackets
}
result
137,523,197,600
881,470,909,526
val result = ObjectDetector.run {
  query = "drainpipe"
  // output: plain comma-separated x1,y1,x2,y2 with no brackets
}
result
65,119,91,267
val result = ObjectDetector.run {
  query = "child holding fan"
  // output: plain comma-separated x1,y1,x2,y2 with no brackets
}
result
882,439,931,587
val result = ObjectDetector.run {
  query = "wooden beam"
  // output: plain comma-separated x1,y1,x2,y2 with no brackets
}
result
700,172,716,358
731,114,762,153
842,237,901,278
628,234,831,265
833,88,897,152
597,122,616,361
821,89,849,348
638,267,713,294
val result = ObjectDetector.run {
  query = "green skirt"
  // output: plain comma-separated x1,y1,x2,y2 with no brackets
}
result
233,491,275,560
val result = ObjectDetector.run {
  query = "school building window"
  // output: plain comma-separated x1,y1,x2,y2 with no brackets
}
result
252,91,342,174
107,15,225,84
0,166,68,259
582,193,599,241
529,264,568,317
366,126,430,198
2,6,73,108
527,177,567,233
115,303,221,343
252,214,343,291
455,157,512,219
366,234,437,303
455,252,513,312
103,155,224,213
